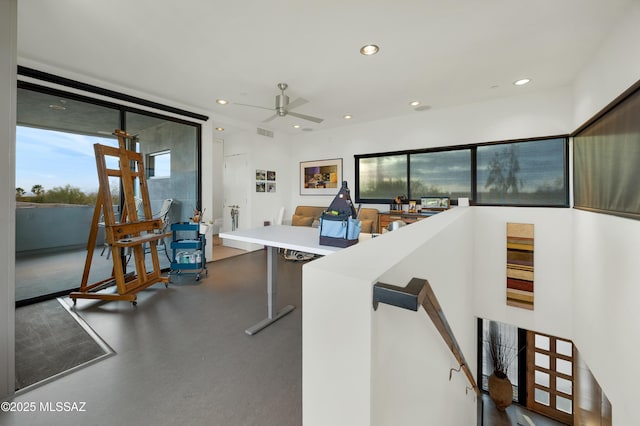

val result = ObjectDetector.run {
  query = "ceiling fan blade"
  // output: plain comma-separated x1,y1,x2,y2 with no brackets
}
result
262,114,278,123
233,102,273,111
287,111,324,123
286,97,309,111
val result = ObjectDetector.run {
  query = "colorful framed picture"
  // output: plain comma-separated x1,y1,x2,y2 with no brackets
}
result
300,158,342,195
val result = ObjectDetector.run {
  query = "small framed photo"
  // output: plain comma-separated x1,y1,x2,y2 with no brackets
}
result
300,158,343,196
267,171,276,181
256,182,266,192
256,170,266,180
267,182,276,193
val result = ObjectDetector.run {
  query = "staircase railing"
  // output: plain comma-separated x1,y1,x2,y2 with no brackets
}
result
373,277,480,396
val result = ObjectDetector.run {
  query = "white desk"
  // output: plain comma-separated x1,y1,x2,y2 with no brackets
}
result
219,225,342,335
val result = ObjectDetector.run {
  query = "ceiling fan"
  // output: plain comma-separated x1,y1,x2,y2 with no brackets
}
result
234,83,324,124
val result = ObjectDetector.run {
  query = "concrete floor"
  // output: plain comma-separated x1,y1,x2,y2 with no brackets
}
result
6,250,302,426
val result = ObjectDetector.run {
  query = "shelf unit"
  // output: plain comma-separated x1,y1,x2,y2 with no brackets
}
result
169,222,207,281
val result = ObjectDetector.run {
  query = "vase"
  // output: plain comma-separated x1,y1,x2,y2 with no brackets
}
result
488,372,513,411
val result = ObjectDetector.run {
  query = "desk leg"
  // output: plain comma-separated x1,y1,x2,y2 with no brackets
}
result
245,246,295,335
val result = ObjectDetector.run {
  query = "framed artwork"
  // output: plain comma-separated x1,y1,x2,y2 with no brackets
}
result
267,182,276,193
256,182,266,192
267,171,276,181
256,170,266,180
300,158,342,195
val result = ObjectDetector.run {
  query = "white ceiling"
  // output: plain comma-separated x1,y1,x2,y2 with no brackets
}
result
16,0,634,134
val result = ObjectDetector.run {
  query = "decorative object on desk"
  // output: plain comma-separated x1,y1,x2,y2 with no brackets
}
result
420,196,450,210
319,181,360,247
300,158,342,195
506,222,534,310
486,320,519,411
408,200,417,212
390,194,406,211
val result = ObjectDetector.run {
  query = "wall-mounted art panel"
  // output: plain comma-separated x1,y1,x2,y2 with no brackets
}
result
506,223,534,310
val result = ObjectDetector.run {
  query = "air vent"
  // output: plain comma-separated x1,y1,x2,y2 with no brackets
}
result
257,127,274,138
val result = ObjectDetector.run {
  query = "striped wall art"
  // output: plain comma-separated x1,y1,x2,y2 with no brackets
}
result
506,223,534,310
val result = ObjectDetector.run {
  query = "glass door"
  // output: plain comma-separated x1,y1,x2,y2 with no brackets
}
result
15,88,121,303
125,111,200,270
16,85,202,304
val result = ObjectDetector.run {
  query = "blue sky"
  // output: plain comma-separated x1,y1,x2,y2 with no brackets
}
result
16,126,116,194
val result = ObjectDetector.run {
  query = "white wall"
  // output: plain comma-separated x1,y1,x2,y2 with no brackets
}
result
303,208,477,426
573,1,640,128
473,207,574,338
0,0,17,401
572,211,640,425
372,208,476,426
222,128,293,229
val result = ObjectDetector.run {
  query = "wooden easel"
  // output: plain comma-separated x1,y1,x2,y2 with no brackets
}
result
71,130,171,305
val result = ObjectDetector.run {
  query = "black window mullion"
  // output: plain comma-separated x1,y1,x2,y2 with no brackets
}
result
407,153,414,202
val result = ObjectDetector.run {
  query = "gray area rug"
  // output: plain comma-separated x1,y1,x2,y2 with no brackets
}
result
15,298,113,391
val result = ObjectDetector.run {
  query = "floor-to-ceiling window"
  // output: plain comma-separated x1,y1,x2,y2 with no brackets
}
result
15,81,202,305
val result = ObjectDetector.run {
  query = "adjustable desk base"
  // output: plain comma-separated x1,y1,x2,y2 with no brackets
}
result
245,304,295,335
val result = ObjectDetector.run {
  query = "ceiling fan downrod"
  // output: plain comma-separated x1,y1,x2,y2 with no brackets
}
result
275,83,289,116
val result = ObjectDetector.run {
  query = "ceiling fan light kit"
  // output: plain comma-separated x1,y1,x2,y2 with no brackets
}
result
234,83,324,124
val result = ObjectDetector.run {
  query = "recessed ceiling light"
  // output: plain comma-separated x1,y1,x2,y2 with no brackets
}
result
343,115,353,120
293,124,301,129
215,127,224,132
409,101,420,107
48,104,66,111
360,44,379,56
513,78,531,86
216,99,228,105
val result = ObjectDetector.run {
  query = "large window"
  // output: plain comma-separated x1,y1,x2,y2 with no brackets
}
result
574,86,640,219
355,137,568,207
477,138,567,205
15,81,202,304
357,154,407,200
410,149,471,200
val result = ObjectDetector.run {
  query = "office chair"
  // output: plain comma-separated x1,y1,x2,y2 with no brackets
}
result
101,197,143,259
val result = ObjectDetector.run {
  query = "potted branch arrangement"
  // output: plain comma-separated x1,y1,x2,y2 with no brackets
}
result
486,321,518,411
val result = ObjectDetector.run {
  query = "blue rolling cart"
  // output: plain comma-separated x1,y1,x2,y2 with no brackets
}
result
169,222,207,282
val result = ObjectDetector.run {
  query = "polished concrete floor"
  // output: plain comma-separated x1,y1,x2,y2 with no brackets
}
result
6,250,303,426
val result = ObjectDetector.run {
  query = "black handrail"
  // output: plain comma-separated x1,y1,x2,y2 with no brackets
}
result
373,278,480,396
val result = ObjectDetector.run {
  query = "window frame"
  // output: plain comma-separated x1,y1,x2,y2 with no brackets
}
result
355,136,569,208
147,149,172,179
